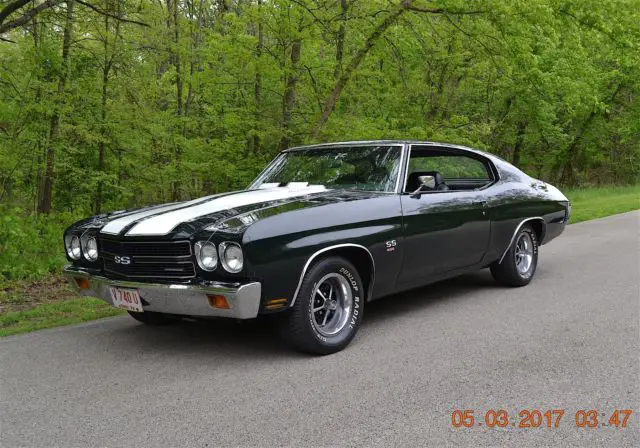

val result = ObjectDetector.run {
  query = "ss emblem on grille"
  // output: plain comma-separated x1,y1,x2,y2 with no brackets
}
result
114,256,131,265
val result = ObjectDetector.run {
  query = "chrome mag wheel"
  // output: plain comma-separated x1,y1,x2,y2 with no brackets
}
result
515,232,534,275
310,273,353,337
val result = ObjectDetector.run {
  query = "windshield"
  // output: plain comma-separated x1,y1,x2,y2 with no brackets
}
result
250,145,403,192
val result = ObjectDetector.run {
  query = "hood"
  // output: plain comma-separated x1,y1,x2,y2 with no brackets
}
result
72,184,355,238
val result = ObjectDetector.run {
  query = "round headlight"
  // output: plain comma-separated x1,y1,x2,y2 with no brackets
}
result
195,241,218,271
83,237,99,261
220,241,243,273
66,235,81,260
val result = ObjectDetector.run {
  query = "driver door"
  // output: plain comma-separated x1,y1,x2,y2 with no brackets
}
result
397,146,492,287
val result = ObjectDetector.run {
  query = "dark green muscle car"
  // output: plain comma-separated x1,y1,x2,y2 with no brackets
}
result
63,141,570,354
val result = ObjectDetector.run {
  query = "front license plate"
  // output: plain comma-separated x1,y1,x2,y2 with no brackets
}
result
109,287,143,312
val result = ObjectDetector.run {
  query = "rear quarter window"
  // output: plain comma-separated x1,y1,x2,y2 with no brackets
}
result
409,155,490,180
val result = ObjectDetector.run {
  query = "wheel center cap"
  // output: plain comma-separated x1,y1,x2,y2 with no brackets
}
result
327,300,337,311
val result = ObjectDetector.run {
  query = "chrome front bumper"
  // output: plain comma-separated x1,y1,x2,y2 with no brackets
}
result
63,265,262,319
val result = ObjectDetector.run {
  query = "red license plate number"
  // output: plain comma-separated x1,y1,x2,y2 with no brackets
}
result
109,287,143,312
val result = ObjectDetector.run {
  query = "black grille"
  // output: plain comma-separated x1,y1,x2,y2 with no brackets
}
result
99,238,194,279
100,239,191,258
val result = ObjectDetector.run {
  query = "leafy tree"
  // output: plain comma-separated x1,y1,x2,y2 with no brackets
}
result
0,0,637,215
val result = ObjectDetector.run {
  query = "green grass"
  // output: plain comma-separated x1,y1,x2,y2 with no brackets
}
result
0,298,124,337
566,185,639,223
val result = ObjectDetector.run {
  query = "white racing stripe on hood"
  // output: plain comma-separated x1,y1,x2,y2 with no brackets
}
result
100,194,222,235
125,185,327,236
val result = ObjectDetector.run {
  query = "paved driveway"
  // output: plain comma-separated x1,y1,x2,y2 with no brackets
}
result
1,211,638,447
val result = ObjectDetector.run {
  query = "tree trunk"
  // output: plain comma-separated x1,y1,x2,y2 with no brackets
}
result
252,0,264,154
512,121,527,168
333,0,348,80
32,4,43,211
170,0,183,201
184,0,202,121
428,36,454,120
95,65,108,213
558,111,595,186
173,1,183,119
37,0,73,214
313,0,413,137
95,0,119,213
278,38,301,151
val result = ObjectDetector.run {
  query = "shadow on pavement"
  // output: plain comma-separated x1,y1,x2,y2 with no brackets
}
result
101,269,500,359
364,269,499,325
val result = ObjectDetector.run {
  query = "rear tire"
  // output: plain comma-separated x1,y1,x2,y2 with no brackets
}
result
490,224,539,287
127,310,180,326
280,256,364,355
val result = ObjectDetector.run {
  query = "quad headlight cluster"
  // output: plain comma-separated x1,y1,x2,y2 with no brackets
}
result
64,234,99,262
195,241,244,273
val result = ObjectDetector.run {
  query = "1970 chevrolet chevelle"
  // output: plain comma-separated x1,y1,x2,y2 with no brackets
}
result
64,141,569,354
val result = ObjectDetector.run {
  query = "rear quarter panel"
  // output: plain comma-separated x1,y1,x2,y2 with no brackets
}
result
484,164,568,263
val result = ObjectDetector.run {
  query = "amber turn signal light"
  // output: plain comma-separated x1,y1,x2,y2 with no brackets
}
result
74,277,90,290
207,294,230,309
264,298,287,310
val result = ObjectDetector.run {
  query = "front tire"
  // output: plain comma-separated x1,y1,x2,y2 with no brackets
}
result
490,224,539,286
281,256,364,355
127,310,180,326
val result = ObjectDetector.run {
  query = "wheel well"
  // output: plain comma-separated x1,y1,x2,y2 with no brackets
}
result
498,217,547,265
526,218,546,243
316,246,375,301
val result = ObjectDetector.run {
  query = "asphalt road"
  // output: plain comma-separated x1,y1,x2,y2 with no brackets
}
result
1,211,639,447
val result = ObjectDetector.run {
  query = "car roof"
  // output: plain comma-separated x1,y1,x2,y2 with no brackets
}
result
285,140,498,160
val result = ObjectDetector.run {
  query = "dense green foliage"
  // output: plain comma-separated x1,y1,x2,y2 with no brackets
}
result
0,0,638,216
0,206,81,279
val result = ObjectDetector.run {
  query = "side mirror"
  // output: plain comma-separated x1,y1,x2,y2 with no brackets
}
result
410,175,435,198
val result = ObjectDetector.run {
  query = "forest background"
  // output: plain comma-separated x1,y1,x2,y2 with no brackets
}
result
0,0,638,288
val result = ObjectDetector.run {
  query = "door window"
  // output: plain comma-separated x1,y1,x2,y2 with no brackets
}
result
404,147,494,192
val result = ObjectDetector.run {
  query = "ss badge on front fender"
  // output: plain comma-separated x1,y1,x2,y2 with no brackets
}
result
385,240,397,252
